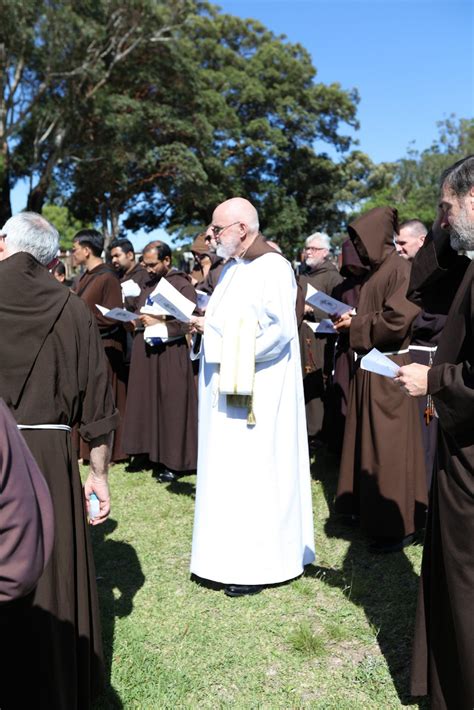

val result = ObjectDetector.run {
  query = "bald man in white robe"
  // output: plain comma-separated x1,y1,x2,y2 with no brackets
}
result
189,198,315,597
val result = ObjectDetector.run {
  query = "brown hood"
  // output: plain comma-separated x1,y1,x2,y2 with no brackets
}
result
242,233,282,261
340,238,370,277
0,253,70,407
348,207,398,270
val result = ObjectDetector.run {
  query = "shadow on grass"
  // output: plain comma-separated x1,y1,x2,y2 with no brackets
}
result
91,518,146,709
310,448,428,708
165,476,196,498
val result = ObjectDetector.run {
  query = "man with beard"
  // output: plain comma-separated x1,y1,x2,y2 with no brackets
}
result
333,207,427,552
72,229,127,462
189,197,315,597
122,240,198,481
0,212,118,709
396,155,474,710
299,232,343,446
109,238,148,313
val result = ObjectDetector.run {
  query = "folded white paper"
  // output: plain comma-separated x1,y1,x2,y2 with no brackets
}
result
95,305,137,322
121,279,141,298
305,284,352,317
149,278,195,323
360,348,400,378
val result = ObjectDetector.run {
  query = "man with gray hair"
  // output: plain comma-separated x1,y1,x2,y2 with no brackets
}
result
0,211,118,708
299,230,343,445
396,155,474,709
189,197,315,597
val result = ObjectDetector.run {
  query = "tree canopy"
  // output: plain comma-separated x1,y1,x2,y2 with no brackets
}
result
1,0,360,252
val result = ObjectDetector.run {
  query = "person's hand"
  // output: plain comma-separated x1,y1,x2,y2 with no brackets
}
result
304,303,313,315
332,311,353,331
139,314,165,327
394,363,430,397
84,474,110,526
188,316,205,334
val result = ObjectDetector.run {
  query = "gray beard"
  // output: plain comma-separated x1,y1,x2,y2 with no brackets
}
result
216,243,234,260
449,223,474,252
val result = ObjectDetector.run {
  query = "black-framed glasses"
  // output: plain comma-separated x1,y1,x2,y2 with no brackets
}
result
208,221,241,237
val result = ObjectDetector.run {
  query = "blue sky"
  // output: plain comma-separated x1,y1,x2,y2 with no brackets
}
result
11,0,474,249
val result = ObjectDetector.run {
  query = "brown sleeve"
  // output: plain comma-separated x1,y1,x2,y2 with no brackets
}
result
350,264,420,353
78,310,120,441
428,280,474,440
0,400,54,603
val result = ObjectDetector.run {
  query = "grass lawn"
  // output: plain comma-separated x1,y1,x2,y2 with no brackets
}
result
89,448,428,709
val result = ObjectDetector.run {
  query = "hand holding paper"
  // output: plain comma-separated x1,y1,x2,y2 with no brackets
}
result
95,305,138,323
305,284,353,318
149,278,195,322
360,348,400,378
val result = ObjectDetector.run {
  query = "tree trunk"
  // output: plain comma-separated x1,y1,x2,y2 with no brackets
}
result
0,150,12,224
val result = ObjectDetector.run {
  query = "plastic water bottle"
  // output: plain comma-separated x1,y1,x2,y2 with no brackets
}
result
89,492,100,520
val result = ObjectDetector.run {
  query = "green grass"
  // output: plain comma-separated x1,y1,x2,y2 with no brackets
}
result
87,447,428,709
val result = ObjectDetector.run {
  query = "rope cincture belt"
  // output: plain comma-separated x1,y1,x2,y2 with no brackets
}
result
409,345,438,353
355,347,410,361
17,424,72,431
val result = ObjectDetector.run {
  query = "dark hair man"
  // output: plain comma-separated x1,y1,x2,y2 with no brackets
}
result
396,155,474,710
121,240,198,480
0,211,118,707
72,229,128,462
395,219,428,260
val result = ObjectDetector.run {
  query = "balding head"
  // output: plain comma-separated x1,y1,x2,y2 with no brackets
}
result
205,197,260,260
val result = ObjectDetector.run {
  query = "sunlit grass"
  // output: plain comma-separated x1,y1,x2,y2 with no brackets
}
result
86,447,427,709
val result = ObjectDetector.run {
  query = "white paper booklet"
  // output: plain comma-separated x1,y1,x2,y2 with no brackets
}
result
149,278,195,323
305,283,353,317
121,279,141,298
360,348,400,378
95,304,138,322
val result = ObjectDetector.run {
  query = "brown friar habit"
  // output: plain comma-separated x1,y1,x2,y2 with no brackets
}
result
74,262,127,461
122,269,198,472
335,207,428,540
298,258,343,438
408,230,473,710
0,252,118,710
323,239,369,453
409,232,470,492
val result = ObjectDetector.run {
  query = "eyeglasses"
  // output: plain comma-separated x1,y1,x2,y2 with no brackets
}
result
208,221,241,237
304,246,325,252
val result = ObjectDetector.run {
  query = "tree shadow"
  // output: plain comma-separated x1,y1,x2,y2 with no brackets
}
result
309,459,427,707
91,518,146,709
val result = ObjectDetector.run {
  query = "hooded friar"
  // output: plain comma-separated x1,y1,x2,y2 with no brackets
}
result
335,207,428,548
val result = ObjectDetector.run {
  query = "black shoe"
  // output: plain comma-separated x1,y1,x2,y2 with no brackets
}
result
369,533,415,554
156,468,177,483
224,584,263,597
